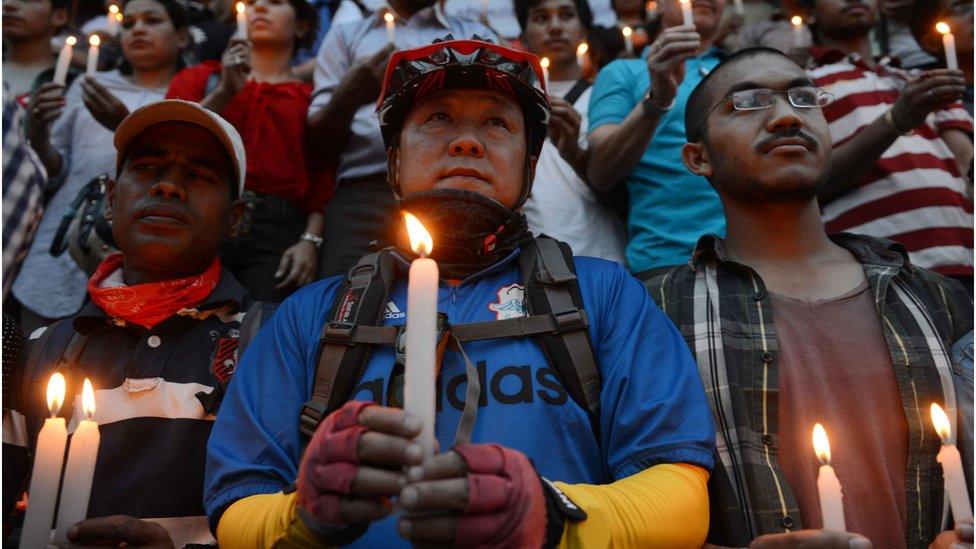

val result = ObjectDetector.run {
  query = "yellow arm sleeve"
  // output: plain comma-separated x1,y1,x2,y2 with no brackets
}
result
216,491,329,549
554,463,710,549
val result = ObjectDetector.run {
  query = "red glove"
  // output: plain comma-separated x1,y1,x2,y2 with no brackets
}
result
452,443,548,548
296,400,375,542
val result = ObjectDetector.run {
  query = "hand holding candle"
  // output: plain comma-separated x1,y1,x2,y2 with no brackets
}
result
813,423,846,531
55,379,101,542
403,213,437,459
86,35,100,76
53,36,76,86
936,22,958,71
19,373,68,549
932,403,973,524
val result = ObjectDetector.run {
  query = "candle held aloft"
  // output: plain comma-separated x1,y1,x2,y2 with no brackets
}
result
540,57,550,91
235,2,247,40
813,423,846,531
55,379,100,542
622,26,634,55
106,4,120,35
733,0,744,15
931,403,973,524
19,374,68,549
384,12,396,44
791,16,805,48
936,22,958,71
679,0,693,26
576,42,588,68
403,213,438,458
53,36,76,86
86,35,100,76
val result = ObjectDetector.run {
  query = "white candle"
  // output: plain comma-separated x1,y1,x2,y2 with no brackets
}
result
86,35,100,76
622,26,634,55
481,0,488,17
106,5,120,35
937,22,959,71
932,403,973,524
791,16,805,48
55,379,100,542
679,0,693,27
234,2,247,40
19,374,68,549
576,42,588,69
540,57,550,92
813,423,846,531
53,36,76,86
384,12,396,44
403,213,438,458
733,0,744,15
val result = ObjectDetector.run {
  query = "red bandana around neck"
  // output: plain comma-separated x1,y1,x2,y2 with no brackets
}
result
87,253,222,329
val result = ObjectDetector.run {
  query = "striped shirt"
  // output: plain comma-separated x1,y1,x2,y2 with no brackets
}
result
645,233,973,547
807,48,974,276
2,270,251,548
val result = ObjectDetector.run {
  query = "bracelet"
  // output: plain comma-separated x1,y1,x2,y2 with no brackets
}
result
641,90,675,117
299,232,324,248
884,109,913,135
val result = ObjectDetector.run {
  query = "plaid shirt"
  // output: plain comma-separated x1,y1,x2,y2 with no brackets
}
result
2,85,46,299
645,232,973,547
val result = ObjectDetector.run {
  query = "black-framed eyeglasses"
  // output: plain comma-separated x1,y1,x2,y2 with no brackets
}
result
692,86,833,141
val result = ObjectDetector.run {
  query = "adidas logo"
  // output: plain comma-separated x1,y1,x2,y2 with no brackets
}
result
384,301,405,320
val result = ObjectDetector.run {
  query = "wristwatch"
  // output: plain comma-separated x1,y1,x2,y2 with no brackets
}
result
641,90,675,117
299,232,324,248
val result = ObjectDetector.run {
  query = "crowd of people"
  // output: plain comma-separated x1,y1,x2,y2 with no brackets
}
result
0,0,973,547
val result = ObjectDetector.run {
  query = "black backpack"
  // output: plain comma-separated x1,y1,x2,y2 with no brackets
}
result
298,237,603,443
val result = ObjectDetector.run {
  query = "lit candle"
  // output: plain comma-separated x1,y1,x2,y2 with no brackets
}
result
791,16,805,48
235,2,247,40
540,57,550,91
733,0,744,15
481,0,488,18
931,403,973,524
403,213,438,458
679,0,693,27
18,374,68,549
936,22,958,71
55,379,100,542
384,12,396,44
813,423,846,531
106,4,120,35
53,36,76,86
86,35,100,76
622,26,634,55
576,42,588,69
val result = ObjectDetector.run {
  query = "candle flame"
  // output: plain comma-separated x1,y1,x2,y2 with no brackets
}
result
82,378,96,420
622,26,633,38
679,0,689,5
89,34,100,47
115,12,123,21
404,212,433,257
47,373,66,417
540,56,550,69
812,423,831,465
791,15,803,27
576,42,588,59
931,403,952,443
384,12,395,24
646,1,657,12
936,21,951,35
236,1,245,14
108,4,119,13
65,36,77,46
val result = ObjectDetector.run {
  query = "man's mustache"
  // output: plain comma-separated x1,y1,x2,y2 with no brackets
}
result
756,128,820,152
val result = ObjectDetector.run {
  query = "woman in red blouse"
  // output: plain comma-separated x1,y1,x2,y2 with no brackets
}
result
166,0,329,301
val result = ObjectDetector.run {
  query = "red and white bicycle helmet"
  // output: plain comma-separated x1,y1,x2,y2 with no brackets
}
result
376,37,551,206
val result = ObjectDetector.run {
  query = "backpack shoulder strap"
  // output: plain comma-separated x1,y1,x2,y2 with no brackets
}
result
520,237,602,434
300,249,399,440
238,300,277,356
563,79,592,106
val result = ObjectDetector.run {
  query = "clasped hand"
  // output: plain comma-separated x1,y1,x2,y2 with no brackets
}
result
297,401,547,547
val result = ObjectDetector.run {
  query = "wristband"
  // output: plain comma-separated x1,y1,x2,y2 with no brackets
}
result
540,477,587,548
884,109,913,135
299,232,324,248
642,90,675,117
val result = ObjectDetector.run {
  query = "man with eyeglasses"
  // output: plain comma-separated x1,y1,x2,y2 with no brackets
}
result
645,47,973,549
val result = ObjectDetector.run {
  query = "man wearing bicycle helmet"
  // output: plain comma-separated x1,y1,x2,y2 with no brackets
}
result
205,38,714,547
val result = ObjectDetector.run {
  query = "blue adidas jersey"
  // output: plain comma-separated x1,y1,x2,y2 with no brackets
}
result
204,250,715,546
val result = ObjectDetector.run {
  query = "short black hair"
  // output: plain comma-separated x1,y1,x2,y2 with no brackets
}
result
514,0,593,34
685,47,798,142
288,0,320,52
50,0,70,11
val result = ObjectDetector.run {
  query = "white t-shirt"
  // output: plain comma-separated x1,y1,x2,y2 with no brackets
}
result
522,80,627,265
